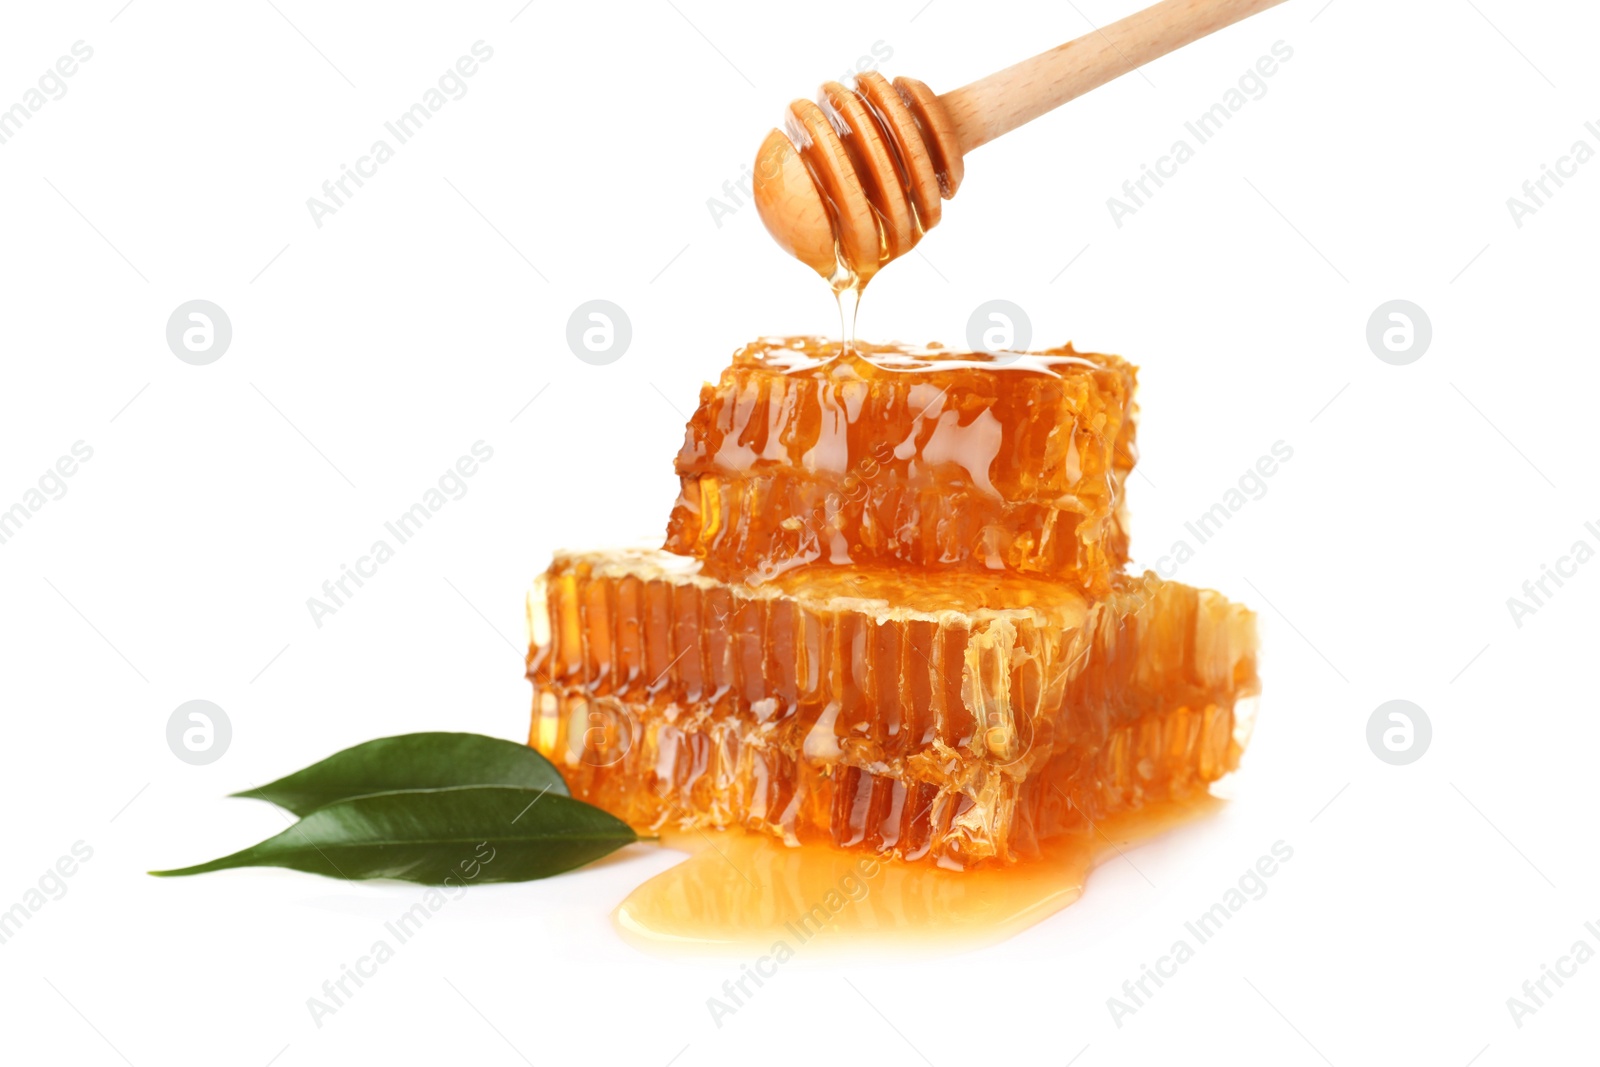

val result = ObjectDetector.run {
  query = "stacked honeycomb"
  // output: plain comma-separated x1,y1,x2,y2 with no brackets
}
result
527,337,1258,868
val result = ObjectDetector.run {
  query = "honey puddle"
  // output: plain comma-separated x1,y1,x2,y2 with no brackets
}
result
615,793,1225,955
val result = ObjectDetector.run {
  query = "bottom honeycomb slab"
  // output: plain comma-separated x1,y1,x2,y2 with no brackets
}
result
526,549,1258,868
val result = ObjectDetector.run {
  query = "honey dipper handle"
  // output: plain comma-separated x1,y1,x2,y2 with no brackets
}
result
938,0,1289,154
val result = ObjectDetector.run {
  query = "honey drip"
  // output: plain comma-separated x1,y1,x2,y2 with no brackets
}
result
835,286,860,352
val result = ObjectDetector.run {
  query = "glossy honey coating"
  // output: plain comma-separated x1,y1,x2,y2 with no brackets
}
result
663,337,1137,596
526,549,1257,868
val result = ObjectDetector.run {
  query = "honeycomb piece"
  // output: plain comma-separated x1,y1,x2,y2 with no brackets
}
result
526,549,1257,868
663,337,1138,595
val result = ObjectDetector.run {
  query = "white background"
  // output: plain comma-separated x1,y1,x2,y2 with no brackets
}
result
2,0,1596,1063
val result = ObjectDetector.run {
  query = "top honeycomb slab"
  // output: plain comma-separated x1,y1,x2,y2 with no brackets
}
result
664,337,1138,595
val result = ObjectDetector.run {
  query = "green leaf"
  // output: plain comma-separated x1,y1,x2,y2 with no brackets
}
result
151,787,634,884
231,732,568,817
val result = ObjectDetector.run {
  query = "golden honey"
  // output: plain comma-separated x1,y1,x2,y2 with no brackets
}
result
615,796,1225,953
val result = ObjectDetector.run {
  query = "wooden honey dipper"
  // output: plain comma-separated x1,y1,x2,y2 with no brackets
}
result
753,0,1288,289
